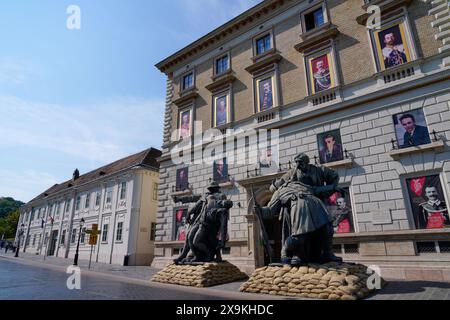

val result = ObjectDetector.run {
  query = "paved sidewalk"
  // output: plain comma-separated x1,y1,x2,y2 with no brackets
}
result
1,250,450,300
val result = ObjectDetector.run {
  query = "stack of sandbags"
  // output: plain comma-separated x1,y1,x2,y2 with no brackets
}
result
239,262,385,300
152,261,248,287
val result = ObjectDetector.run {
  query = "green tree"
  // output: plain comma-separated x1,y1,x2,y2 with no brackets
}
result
0,197,24,219
0,209,20,239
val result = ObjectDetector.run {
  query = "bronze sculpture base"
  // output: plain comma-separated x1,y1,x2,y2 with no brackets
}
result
240,262,386,300
152,261,248,288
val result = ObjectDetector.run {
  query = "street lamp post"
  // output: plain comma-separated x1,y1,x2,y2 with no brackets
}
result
15,224,25,258
73,218,85,266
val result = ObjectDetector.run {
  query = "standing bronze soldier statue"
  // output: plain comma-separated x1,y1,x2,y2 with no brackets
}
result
255,153,344,265
173,181,233,264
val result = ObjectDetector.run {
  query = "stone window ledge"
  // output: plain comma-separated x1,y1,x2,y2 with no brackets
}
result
388,140,445,160
245,52,282,74
173,89,198,107
356,0,413,25
205,72,236,93
294,23,340,53
219,181,234,189
322,157,354,169
170,189,193,197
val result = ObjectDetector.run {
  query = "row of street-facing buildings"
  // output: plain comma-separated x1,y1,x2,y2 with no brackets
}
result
15,0,450,281
16,148,161,266
152,0,450,281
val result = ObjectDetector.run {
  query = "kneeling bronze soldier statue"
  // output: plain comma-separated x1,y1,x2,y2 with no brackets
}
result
173,181,233,264
255,153,344,265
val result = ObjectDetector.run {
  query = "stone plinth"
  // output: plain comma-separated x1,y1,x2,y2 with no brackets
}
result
152,262,248,287
239,262,386,300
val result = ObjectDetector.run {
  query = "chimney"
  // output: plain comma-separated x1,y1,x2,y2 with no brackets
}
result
72,169,80,181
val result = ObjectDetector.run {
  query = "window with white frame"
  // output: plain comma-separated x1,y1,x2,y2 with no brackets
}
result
75,196,81,211
65,200,70,213
85,193,90,209
116,222,123,242
71,229,77,243
105,187,113,204
61,230,66,245
102,224,109,242
119,182,127,200
95,191,101,207
80,227,86,244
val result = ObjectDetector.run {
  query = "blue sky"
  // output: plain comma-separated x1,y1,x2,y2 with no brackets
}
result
0,0,261,202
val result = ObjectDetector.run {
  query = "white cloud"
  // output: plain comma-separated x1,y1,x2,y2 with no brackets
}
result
0,59,35,85
0,94,165,164
0,169,59,203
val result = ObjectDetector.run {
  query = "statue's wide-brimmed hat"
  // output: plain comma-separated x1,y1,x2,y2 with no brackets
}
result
294,153,310,164
207,181,221,191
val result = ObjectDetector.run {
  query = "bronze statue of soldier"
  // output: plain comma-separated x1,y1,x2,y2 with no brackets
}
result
255,153,344,265
173,181,232,264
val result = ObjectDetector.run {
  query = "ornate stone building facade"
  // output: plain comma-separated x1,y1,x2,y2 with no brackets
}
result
153,0,450,280
16,148,161,266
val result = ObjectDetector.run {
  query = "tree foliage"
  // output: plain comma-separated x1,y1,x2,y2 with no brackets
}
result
0,197,24,219
0,209,19,239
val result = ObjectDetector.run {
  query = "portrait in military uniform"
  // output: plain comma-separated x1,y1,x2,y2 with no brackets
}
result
406,175,450,229
176,167,189,191
257,77,274,112
214,94,229,127
259,145,279,175
174,208,188,241
393,109,431,149
317,129,344,164
213,158,229,183
374,22,411,70
308,53,335,94
324,187,354,234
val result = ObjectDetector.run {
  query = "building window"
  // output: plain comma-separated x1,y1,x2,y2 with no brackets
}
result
255,33,272,56
106,188,113,204
95,192,101,207
32,234,37,246
371,19,414,71
178,108,192,140
150,222,156,241
80,228,86,244
116,222,123,242
60,230,66,245
102,224,109,243
26,236,30,246
120,182,127,200
75,196,81,211
213,93,230,127
306,49,337,95
152,183,158,201
71,229,77,244
65,200,70,213
215,55,229,76
182,72,194,91
304,7,325,32
85,193,90,209
255,74,277,112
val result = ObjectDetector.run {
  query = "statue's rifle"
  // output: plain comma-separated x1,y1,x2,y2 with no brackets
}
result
250,185,273,264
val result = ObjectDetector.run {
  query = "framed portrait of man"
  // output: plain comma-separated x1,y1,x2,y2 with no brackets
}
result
175,167,189,191
317,129,344,164
374,21,412,70
213,158,229,183
214,94,230,127
406,175,450,230
178,109,192,139
259,145,279,175
174,208,188,241
393,109,431,149
257,77,274,112
308,52,335,95
324,187,354,234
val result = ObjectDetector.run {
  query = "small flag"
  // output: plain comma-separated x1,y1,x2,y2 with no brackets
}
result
49,216,54,225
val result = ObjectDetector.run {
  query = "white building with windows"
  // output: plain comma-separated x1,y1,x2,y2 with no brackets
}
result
16,148,161,266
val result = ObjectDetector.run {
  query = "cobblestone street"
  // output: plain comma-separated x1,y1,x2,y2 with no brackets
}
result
0,252,449,300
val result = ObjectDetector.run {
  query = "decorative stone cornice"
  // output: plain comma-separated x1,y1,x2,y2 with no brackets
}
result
388,140,445,160
294,23,340,53
172,89,199,107
245,52,282,74
205,72,236,92
356,0,413,26
155,0,290,74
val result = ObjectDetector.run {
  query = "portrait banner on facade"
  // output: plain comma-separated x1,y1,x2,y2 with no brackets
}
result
317,129,344,164
213,158,229,183
176,167,189,191
308,52,335,95
374,21,411,70
213,94,230,127
406,175,450,230
178,108,192,139
257,76,274,112
174,208,188,241
393,108,431,149
324,187,354,234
